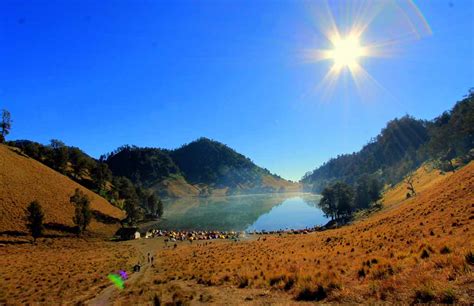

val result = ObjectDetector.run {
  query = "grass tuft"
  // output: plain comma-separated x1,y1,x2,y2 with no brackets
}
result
295,285,328,301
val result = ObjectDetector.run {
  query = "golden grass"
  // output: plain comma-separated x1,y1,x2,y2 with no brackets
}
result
0,238,137,304
0,144,124,236
147,162,474,303
261,175,301,192
1,156,472,304
383,162,454,208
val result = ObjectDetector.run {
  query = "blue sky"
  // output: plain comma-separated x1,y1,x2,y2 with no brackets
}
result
1,0,473,181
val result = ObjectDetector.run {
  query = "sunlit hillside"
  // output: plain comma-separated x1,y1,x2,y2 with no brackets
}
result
0,144,124,236
115,162,473,304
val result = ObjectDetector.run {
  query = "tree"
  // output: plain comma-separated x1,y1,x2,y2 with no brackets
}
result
354,176,371,209
91,163,112,192
49,139,68,174
319,185,337,220
156,199,164,218
319,181,355,220
124,197,141,225
405,173,416,198
332,181,354,218
147,193,158,216
70,189,92,234
112,176,137,200
0,109,12,143
26,201,44,243
367,177,383,204
146,193,164,218
69,148,89,179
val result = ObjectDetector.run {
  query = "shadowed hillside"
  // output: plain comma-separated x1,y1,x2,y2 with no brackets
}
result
0,145,125,236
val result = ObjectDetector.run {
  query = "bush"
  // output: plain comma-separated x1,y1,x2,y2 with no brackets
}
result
237,276,249,288
440,288,457,304
440,246,452,254
413,287,435,303
295,285,327,301
466,251,474,265
421,249,430,259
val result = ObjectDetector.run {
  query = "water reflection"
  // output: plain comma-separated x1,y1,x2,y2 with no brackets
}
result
153,193,328,231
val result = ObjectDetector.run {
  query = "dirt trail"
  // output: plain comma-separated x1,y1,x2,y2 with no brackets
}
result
87,238,295,305
86,239,161,305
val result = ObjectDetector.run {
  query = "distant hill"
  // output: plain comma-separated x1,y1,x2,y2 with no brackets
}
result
106,138,300,197
0,144,125,236
302,90,474,192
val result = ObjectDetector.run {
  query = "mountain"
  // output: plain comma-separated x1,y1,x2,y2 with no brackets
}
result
0,144,125,237
105,137,300,198
302,90,474,192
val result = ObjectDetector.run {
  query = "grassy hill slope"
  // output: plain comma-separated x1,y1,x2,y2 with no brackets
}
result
0,145,125,236
133,162,474,304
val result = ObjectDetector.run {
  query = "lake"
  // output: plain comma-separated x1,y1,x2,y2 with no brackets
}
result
152,193,329,232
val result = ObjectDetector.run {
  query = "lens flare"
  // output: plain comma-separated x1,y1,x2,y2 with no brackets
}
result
108,273,125,290
304,0,432,101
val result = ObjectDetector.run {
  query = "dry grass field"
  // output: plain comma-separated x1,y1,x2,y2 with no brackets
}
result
0,238,137,304
0,155,472,304
117,162,473,304
0,144,124,236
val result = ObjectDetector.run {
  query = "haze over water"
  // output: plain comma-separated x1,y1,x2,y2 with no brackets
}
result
154,193,328,232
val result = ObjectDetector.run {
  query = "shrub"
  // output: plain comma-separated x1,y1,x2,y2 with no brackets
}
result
238,276,249,288
440,246,452,254
295,285,327,301
440,288,457,304
465,251,474,265
284,277,295,291
421,249,430,259
413,287,435,303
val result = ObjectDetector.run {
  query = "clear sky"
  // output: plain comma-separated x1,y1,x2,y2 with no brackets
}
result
1,0,473,181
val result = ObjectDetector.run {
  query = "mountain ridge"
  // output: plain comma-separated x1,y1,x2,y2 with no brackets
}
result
105,137,300,198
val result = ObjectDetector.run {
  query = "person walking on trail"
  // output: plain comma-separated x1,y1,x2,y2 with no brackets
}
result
147,252,150,264
151,256,154,267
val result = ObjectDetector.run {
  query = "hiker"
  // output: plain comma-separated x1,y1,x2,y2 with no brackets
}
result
147,252,150,263
133,262,141,272
151,256,154,267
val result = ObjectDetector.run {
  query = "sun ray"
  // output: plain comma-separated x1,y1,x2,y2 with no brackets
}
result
303,0,432,102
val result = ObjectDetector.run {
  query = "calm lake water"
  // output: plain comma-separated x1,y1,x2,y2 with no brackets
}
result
153,193,329,232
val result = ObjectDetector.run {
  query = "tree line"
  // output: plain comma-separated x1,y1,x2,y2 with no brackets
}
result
303,89,474,193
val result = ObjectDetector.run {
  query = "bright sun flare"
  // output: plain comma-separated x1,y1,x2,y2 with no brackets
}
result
329,35,365,68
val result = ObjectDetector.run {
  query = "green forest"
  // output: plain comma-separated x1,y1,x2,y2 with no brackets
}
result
104,137,285,190
302,89,474,193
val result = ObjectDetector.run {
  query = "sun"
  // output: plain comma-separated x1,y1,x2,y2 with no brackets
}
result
329,35,365,68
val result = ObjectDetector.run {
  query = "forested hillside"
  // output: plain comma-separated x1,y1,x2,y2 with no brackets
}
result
105,138,299,197
170,138,274,187
302,90,474,192
6,140,164,224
